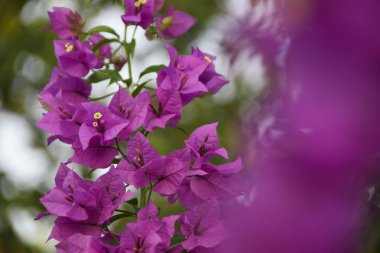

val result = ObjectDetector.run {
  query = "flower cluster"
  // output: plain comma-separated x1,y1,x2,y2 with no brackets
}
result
36,2,241,252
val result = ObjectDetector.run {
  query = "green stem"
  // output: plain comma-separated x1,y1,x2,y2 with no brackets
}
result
123,25,133,81
140,188,147,208
115,138,127,159
146,182,153,203
89,92,116,101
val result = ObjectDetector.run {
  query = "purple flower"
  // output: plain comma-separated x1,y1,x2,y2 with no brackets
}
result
185,123,228,169
56,233,110,253
36,101,86,145
158,45,209,105
66,102,128,168
144,85,182,131
88,32,113,59
191,47,229,95
118,133,186,195
118,202,179,252
168,178,204,208
38,67,91,109
189,172,241,202
39,164,131,241
121,0,155,29
156,6,196,39
180,200,227,251
108,88,150,139
117,132,160,187
78,102,128,150
47,7,84,39
69,138,118,168
54,39,103,77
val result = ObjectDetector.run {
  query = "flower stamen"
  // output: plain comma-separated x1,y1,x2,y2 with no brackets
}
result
94,112,103,119
65,43,74,53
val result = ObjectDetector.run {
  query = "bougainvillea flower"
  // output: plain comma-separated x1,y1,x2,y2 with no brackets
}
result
118,202,179,252
117,132,159,186
49,217,103,242
158,45,209,105
148,157,186,195
144,86,182,131
69,138,118,168
120,221,162,252
121,0,155,29
41,164,129,221
40,164,131,242
117,133,187,194
156,6,196,40
189,172,241,202
88,32,112,59
192,47,229,94
56,233,109,253
36,101,86,145
202,157,243,176
47,7,84,39
109,88,150,139
79,102,128,150
154,0,164,12
180,200,227,251
126,132,160,169
185,123,228,169
168,178,204,208
54,39,103,77
39,67,91,108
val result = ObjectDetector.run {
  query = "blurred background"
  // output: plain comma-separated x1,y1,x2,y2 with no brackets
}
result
0,0,262,251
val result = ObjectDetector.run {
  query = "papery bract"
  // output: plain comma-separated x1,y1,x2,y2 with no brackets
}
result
192,48,229,95
89,32,113,59
144,85,182,131
122,0,155,29
36,101,86,145
159,45,208,105
180,200,227,251
39,67,91,108
185,123,228,169
54,39,103,77
156,6,196,40
109,88,150,139
48,7,84,39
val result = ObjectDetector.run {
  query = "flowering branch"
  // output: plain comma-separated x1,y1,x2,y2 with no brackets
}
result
35,2,242,252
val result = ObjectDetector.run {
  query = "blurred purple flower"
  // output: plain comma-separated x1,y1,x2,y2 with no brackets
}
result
225,0,380,252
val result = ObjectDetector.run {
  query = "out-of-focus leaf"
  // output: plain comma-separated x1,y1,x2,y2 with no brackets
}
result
139,64,166,79
86,25,120,39
87,69,123,84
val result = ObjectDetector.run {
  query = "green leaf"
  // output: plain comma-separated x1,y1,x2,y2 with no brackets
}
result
139,64,166,79
86,25,120,39
123,40,137,58
132,80,152,97
87,69,123,84
126,198,138,206
108,212,136,225
125,198,140,212
175,127,189,138
171,236,186,245
124,78,133,87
